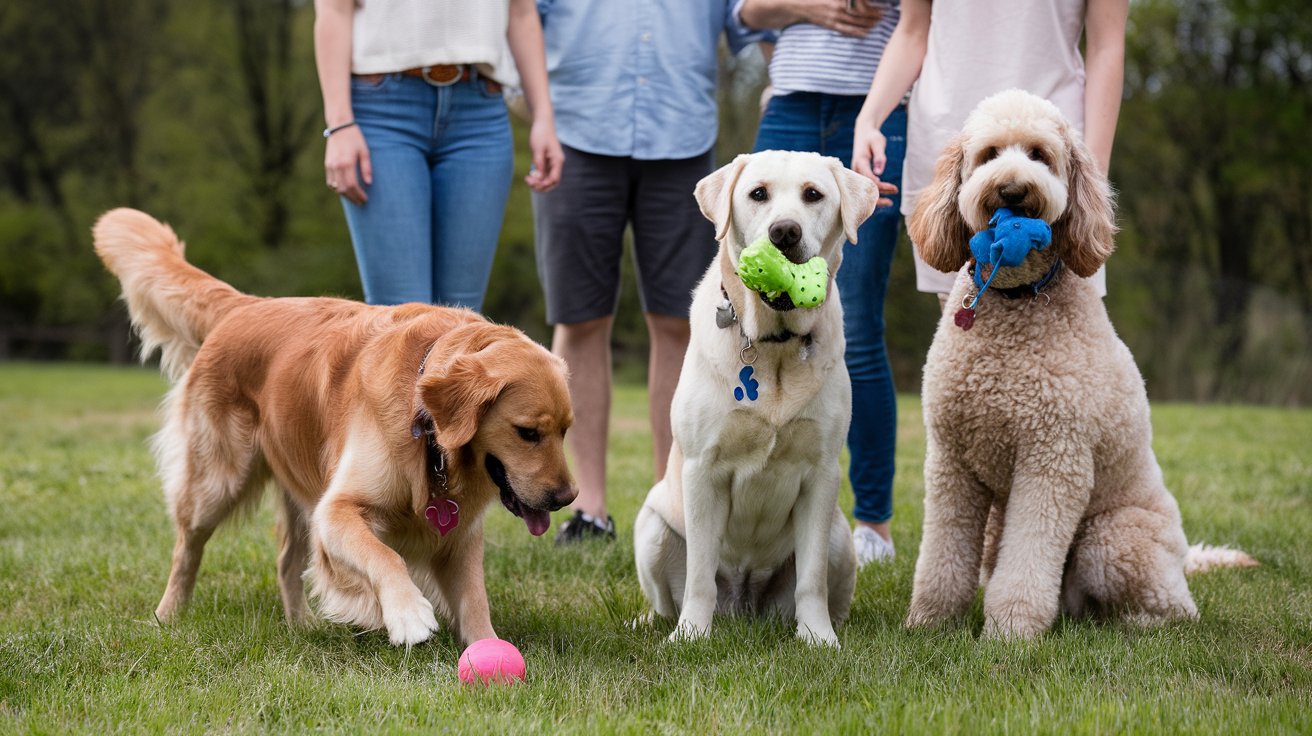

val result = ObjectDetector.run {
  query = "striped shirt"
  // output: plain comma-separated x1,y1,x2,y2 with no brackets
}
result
768,2,899,97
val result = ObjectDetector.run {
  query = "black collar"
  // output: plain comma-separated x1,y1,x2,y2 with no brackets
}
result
718,283,812,344
414,345,449,496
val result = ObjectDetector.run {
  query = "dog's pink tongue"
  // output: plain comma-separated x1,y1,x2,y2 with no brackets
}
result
523,508,552,537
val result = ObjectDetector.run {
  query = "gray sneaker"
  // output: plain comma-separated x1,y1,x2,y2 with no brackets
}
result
853,525,895,568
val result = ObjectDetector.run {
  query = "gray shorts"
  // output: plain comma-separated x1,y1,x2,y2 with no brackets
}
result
531,145,716,325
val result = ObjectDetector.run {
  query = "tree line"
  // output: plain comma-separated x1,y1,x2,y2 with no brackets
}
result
0,0,1307,404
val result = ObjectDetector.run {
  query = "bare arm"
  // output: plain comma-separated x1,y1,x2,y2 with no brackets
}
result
1082,0,1128,174
738,0,880,38
507,0,563,191
852,0,930,180
314,0,371,204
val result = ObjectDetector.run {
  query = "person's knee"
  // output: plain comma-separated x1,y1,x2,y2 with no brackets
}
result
645,313,690,342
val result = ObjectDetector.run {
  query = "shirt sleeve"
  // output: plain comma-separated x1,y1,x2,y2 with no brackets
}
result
536,0,554,22
726,0,778,54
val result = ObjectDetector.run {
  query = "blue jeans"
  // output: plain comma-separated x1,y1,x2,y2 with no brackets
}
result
754,94,907,524
341,73,513,309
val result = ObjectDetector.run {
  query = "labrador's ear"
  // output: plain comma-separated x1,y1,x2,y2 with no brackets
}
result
908,134,971,273
1052,128,1117,278
695,154,750,242
827,158,880,245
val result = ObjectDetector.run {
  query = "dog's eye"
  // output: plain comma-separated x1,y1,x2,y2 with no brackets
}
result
749,187,769,202
515,426,541,443
978,146,998,165
1028,147,1049,165
802,187,824,203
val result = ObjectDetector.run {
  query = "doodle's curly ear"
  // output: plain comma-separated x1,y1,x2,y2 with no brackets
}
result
695,154,750,242
908,134,971,273
1052,128,1117,277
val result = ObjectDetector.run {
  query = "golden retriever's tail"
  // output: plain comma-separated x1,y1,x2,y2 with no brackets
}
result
1184,543,1259,575
93,208,257,382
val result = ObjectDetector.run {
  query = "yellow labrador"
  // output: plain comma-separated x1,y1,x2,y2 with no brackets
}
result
633,151,881,646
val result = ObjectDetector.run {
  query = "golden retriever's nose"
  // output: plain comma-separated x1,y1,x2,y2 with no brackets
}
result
769,219,807,263
548,486,578,511
1000,182,1029,206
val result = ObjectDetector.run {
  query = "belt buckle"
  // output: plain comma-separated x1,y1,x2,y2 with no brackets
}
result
422,65,462,87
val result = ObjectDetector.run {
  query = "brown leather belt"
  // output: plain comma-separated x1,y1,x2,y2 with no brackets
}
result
355,64,501,92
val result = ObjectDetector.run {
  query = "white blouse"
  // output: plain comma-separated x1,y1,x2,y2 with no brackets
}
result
351,0,519,87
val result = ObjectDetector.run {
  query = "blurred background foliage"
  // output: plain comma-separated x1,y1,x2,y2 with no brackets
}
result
0,0,1307,402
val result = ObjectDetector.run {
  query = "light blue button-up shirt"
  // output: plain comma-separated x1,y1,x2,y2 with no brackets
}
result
537,0,769,161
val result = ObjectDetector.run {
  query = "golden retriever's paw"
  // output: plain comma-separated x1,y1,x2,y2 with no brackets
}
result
796,623,840,649
667,618,710,643
382,591,440,647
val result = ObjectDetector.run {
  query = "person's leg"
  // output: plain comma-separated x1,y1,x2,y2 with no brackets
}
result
340,75,436,305
643,313,689,479
629,150,716,481
532,146,631,537
429,76,515,311
552,315,613,518
753,92,823,153
827,100,907,553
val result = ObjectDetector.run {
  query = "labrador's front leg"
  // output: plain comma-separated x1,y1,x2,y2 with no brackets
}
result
793,464,841,647
671,456,726,642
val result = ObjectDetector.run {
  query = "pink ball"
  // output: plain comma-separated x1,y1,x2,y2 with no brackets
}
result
457,638,526,685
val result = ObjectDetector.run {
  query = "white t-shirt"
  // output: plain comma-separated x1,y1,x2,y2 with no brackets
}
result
351,0,519,87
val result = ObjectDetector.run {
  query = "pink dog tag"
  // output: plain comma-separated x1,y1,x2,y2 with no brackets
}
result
954,307,976,331
425,498,460,536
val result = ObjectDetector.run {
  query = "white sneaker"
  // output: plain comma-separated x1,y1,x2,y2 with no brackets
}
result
853,525,895,568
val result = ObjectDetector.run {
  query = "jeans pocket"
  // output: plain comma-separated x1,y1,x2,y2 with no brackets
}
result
351,74,394,94
475,78,504,100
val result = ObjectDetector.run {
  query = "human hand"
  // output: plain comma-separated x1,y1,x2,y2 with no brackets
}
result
325,124,371,205
803,0,884,38
525,119,564,193
852,119,887,182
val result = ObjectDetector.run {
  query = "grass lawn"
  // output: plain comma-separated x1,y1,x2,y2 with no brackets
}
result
1,362,1309,734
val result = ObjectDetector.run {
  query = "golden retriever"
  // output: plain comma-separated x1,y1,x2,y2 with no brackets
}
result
93,208,576,646
633,151,882,647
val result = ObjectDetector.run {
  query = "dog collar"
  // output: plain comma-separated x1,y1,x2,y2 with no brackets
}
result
717,283,814,365
956,258,1063,331
414,346,459,536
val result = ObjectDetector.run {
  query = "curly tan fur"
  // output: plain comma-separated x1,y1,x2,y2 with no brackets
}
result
907,134,971,273
907,91,1252,641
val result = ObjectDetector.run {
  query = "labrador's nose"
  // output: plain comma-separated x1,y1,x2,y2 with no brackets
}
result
769,219,802,248
769,219,807,263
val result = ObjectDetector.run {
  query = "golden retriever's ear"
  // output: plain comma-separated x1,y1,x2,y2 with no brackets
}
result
419,353,506,449
695,154,750,242
828,159,879,245
908,134,972,273
1052,131,1117,278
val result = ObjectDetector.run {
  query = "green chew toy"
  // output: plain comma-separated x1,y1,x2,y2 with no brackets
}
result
736,237,829,308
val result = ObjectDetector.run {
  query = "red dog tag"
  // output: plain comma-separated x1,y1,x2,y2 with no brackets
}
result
424,498,460,536
954,307,976,331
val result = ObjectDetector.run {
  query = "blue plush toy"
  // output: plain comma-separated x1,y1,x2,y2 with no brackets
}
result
968,207,1053,294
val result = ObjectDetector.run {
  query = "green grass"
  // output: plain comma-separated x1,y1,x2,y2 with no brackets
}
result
1,362,1309,734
